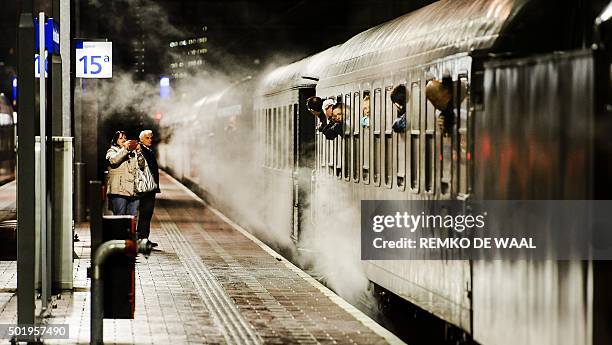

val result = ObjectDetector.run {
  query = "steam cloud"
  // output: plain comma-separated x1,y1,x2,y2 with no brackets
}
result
86,0,375,309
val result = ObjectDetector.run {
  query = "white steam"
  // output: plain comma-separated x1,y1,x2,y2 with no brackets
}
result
84,0,374,307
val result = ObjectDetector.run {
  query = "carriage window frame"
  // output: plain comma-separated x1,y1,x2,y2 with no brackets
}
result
280,106,285,169
439,78,453,196
265,108,270,168
383,86,393,189
336,94,343,179
458,74,470,196
396,83,408,191
373,88,382,186
361,90,371,184
327,99,334,175
344,93,351,181
274,107,279,169
424,80,436,194
352,92,360,183
289,104,294,169
287,105,292,169
409,81,421,193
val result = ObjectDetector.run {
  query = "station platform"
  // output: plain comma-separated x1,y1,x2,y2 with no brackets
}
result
0,172,403,344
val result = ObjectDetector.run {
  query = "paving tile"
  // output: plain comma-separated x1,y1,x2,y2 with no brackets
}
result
0,173,400,345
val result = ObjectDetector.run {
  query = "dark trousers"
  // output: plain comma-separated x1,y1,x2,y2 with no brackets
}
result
137,192,156,239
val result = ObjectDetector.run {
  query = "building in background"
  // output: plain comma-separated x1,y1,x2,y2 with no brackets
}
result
132,9,146,78
167,28,208,80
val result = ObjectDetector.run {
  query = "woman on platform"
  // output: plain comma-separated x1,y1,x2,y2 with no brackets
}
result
105,130,145,216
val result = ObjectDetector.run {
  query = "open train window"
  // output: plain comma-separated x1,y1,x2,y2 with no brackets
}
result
396,83,408,191
384,86,393,188
320,133,324,173
373,88,382,186
409,81,421,192
361,90,370,184
327,112,334,175
440,77,453,196
458,75,470,196
344,94,351,180
352,92,360,183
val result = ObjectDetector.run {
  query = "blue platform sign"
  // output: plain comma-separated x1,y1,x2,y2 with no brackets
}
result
34,18,60,55
12,78,17,102
34,51,48,78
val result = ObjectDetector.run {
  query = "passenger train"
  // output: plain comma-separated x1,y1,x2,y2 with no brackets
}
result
160,0,612,344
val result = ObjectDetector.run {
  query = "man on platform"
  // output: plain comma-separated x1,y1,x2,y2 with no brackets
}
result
138,130,160,247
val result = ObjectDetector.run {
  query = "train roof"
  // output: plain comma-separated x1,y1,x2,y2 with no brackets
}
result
257,45,340,97
318,0,520,86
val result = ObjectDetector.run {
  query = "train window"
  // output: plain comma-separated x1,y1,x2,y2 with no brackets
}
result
279,106,283,169
264,109,268,167
281,106,286,169
321,130,327,171
261,109,266,166
280,107,291,169
273,107,278,169
268,108,273,168
409,81,420,192
328,138,333,175
315,131,324,169
327,97,335,175
425,82,436,193
362,91,370,184
277,107,282,169
289,104,294,168
344,94,351,180
352,92,360,182
291,104,295,167
327,105,334,175
440,79,453,195
373,88,382,186
384,86,393,188
458,76,470,196
336,137,342,178
257,109,262,166
280,106,284,169
397,83,408,191
336,94,342,178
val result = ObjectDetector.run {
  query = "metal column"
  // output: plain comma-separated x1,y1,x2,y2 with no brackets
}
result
38,11,52,310
17,11,36,327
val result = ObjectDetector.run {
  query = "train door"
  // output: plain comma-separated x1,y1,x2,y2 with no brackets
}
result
292,88,317,241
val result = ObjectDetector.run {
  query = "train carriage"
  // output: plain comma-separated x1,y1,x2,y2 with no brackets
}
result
161,0,612,343
255,46,339,243
310,0,607,344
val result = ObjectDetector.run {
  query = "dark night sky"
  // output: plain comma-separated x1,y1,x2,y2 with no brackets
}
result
78,0,435,78
1,0,609,91
0,0,436,98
